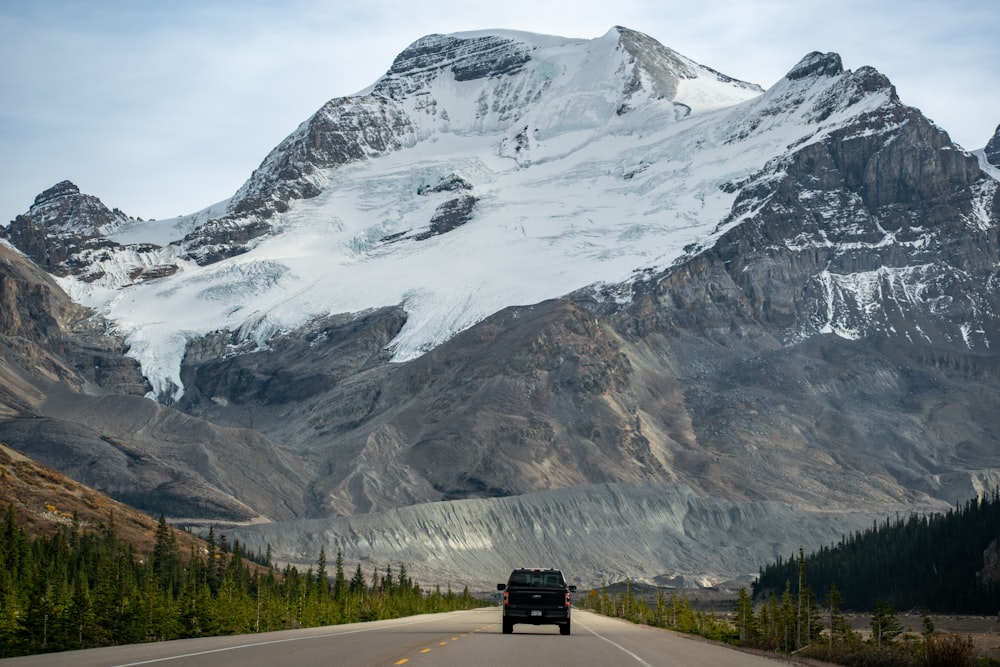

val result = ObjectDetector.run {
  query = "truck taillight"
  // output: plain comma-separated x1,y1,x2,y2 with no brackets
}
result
564,591,572,608
503,590,509,606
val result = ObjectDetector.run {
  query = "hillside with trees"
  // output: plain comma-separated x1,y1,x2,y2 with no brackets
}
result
753,491,1000,614
0,507,483,657
0,444,485,658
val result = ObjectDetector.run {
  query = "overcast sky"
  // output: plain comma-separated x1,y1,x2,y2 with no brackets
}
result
1,0,997,222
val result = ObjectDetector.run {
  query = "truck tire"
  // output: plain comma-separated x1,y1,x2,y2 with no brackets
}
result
560,621,571,635
502,619,513,634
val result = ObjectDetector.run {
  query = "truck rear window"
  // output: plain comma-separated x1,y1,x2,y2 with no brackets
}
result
509,571,564,587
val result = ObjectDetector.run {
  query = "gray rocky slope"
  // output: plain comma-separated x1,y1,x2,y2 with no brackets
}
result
0,239,310,521
229,482,884,590
2,28,999,587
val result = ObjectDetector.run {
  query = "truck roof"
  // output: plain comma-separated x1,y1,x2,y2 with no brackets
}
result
512,567,562,572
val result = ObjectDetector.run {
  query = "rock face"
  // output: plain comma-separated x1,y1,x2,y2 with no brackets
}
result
1,180,178,283
20,180,127,233
708,87,995,350
986,124,1000,167
0,240,148,401
2,181,126,278
0,241,308,520
2,28,999,586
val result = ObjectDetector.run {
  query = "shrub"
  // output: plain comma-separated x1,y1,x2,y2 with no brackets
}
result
925,633,974,667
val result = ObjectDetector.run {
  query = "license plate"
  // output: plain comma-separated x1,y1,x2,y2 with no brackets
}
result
531,610,542,617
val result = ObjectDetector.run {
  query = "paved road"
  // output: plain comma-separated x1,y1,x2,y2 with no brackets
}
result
0,608,788,666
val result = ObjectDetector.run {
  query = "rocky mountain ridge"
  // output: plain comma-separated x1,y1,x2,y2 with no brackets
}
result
0,239,308,521
1,27,998,586
2,180,179,284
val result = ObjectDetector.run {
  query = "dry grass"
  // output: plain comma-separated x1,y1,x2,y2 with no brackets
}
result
0,443,206,557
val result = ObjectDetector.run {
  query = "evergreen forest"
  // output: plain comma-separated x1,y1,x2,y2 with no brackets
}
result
0,507,485,658
753,491,1000,613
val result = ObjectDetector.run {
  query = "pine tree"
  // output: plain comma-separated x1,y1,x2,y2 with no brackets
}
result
67,567,95,648
204,528,219,594
758,596,774,648
349,563,366,594
802,584,823,646
826,583,851,651
754,492,1000,613
674,593,697,634
18,566,55,653
652,588,668,628
870,599,902,648
151,515,182,596
315,547,329,597
780,583,795,653
735,586,756,643
796,549,805,649
333,549,346,600
621,578,634,619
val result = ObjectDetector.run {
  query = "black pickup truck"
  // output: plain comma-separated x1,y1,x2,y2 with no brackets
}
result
497,567,576,635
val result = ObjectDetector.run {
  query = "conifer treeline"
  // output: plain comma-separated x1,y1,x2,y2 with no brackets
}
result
0,508,484,658
753,491,1000,613
579,581,736,642
585,570,989,665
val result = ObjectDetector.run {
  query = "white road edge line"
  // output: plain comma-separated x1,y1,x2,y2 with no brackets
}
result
110,613,460,666
578,620,654,667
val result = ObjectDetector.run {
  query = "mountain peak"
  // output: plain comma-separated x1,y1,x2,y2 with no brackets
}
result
229,27,763,231
786,51,844,80
18,180,130,236
1,179,136,277
614,26,762,104
373,26,761,108
381,31,533,88
32,179,81,207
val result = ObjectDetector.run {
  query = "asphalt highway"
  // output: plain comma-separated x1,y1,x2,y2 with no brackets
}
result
0,608,789,666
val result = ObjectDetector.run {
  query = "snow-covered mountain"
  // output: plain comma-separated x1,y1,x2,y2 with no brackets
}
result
2,26,999,587
12,27,768,403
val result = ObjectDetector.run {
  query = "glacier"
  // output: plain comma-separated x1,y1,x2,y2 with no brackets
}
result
49,28,954,403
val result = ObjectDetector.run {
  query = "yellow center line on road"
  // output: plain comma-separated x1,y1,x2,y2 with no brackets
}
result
394,625,490,664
